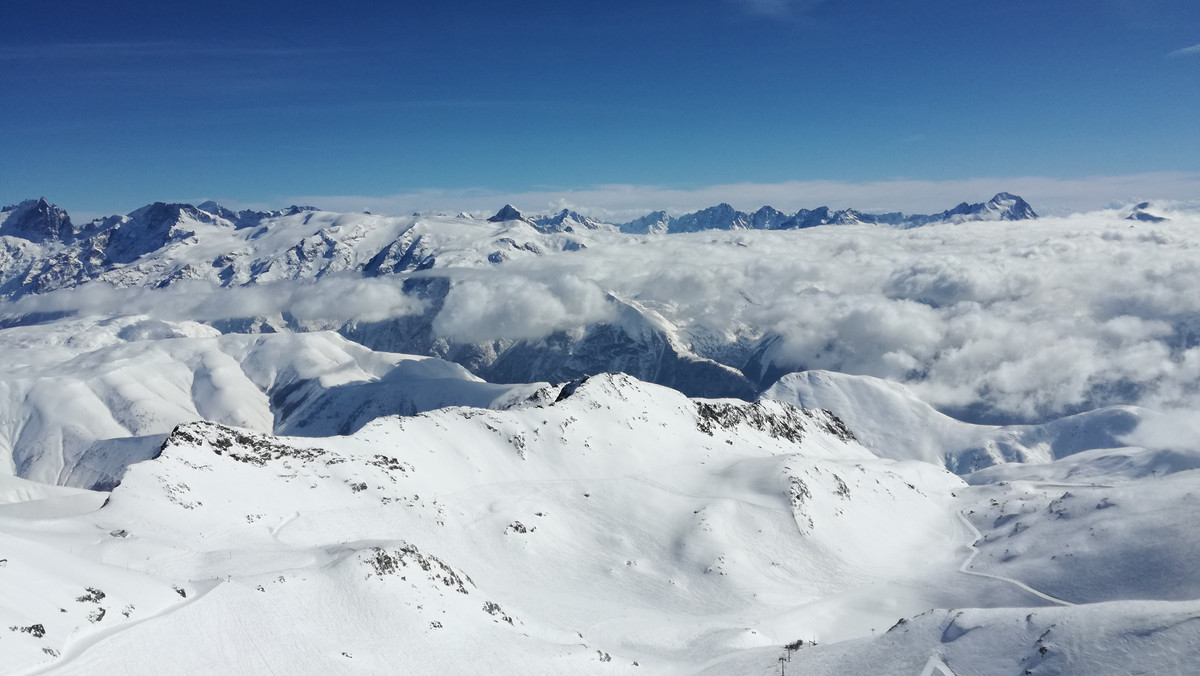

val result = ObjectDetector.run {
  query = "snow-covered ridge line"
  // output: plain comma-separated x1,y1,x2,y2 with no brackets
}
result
1,192,1037,246
614,192,1038,233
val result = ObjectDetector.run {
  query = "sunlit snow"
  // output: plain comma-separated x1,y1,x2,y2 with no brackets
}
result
2,197,1199,674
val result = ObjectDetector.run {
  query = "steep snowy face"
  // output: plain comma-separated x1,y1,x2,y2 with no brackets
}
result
102,202,230,264
487,204,529,224
1126,201,1169,222
763,371,1168,473
532,208,615,233
0,198,78,244
930,192,1038,224
0,316,543,489
986,191,1038,220
618,209,670,234
667,203,750,233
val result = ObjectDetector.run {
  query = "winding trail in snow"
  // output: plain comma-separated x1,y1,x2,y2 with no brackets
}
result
16,578,223,676
915,504,1080,676
953,510,1075,607
919,652,957,676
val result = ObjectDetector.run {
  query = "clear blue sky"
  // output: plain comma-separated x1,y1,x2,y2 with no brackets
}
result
2,0,1198,216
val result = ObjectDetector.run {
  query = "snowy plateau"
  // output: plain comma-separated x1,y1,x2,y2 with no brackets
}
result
2,194,1200,674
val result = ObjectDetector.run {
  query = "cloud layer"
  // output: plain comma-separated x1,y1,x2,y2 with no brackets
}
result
431,271,615,343
421,206,1200,422
7,203,1200,425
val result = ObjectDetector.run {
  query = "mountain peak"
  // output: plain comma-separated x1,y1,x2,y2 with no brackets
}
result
0,197,77,243
529,208,614,233
487,204,527,223
987,192,1038,220
1127,201,1168,223
197,200,239,221
127,202,211,226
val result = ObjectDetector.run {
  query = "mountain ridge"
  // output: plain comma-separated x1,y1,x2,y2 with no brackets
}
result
614,192,1038,233
1,192,1038,247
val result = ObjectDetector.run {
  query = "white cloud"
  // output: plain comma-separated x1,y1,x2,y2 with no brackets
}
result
245,172,1200,224
1169,43,1200,57
406,206,1200,422
431,272,615,343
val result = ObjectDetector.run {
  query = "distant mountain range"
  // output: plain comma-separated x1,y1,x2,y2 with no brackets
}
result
1,192,1037,248
0,192,1039,404
615,192,1037,234
466,192,1037,234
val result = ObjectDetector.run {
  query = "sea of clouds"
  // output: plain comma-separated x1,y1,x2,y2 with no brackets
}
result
420,205,1200,422
5,203,1200,425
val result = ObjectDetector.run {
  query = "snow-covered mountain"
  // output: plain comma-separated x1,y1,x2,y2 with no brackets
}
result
5,195,1200,421
6,196,1200,423
0,192,1038,304
0,315,544,490
0,194,1034,405
615,192,1037,233
764,370,1172,473
0,198,82,244
3,193,1200,673
3,369,1199,674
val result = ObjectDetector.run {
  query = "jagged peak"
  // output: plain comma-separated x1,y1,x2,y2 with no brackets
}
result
610,193,1038,234
125,202,228,230
983,192,1038,220
281,205,320,215
487,204,527,223
528,208,615,233
0,196,77,243
700,202,738,215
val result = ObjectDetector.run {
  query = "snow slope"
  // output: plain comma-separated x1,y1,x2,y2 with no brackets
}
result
0,316,542,489
763,370,1170,473
1,373,978,674
2,373,1198,674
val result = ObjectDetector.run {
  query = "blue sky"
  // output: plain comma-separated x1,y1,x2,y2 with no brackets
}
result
2,0,1199,218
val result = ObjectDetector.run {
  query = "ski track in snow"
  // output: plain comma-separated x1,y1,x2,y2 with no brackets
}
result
269,511,300,541
15,579,224,676
919,652,957,676
954,510,1075,607
910,502,1084,676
